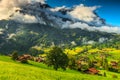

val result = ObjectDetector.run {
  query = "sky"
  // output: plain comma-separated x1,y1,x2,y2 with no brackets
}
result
47,0,120,26
0,0,119,33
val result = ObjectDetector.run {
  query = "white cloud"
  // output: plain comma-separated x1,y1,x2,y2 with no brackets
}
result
11,12,38,23
62,22,120,33
31,0,46,4
60,4,120,34
0,0,45,20
71,41,77,46
87,40,95,44
99,37,108,43
50,6,66,12
0,0,120,34
0,28,4,34
0,0,19,20
68,4,100,22
96,26,120,33
8,33,16,39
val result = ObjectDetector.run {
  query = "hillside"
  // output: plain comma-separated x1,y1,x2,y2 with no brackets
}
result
0,55,120,80
0,20,117,54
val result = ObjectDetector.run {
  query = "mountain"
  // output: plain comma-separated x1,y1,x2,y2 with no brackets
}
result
0,20,117,54
0,1,119,54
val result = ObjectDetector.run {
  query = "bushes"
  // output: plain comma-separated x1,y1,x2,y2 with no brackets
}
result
102,58,109,70
112,74,118,78
11,51,18,60
68,56,76,70
80,64,89,72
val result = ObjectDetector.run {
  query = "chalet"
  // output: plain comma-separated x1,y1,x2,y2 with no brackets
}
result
87,68,99,75
18,54,32,62
34,57,45,63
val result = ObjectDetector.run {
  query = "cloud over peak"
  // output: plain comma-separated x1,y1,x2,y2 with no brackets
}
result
0,0,120,34
0,0,46,20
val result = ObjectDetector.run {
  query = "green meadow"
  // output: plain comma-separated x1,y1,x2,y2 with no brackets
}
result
0,56,120,80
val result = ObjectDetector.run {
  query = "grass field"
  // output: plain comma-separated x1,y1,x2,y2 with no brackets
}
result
109,50,120,60
0,55,120,80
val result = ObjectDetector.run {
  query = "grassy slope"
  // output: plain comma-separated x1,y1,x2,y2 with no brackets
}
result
0,56,120,80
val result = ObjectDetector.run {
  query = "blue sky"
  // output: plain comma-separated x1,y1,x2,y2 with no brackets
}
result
47,0,120,26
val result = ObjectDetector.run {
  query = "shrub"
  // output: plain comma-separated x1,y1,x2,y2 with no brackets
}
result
20,58,28,63
112,74,118,78
11,51,18,60
80,64,89,72
68,55,76,70
103,72,106,77
102,58,109,70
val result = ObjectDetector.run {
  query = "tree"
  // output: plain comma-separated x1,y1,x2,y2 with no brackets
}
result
11,51,18,60
102,58,109,70
76,56,90,72
46,47,69,70
118,60,120,72
68,55,76,70
29,48,39,56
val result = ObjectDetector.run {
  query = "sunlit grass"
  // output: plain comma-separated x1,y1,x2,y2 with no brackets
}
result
109,50,120,60
0,55,120,80
64,47,84,55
